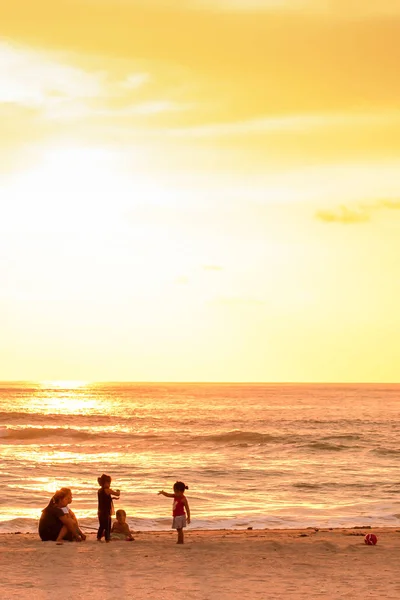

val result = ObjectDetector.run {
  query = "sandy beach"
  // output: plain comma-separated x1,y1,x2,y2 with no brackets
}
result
1,527,399,599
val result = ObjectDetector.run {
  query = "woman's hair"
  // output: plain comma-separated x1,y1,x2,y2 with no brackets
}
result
116,509,126,518
173,481,188,493
98,473,112,487
44,487,71,510
53,488,71,503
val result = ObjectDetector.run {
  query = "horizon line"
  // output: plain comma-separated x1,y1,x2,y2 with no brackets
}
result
0,380,399,386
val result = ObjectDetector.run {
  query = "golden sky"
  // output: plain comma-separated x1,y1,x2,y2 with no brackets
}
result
1,0,400,382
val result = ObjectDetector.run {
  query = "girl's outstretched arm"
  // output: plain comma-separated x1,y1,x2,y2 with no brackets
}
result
158,490,175,498
184,497,191,524
105,488,120,497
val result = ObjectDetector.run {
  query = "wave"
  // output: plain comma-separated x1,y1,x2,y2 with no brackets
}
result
292,482,320,489
371,447,400,457
0,427,284,446
304,441,348,452
293,481,385,491
321,434,361,441
0,426,369,452
0,427,105,442
189,431,365,450
0,426,158,443
194,431,284,445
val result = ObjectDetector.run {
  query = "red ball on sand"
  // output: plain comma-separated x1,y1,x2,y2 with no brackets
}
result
364,533,378,545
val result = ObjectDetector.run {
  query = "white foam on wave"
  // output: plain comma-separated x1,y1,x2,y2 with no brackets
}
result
1,510,400,534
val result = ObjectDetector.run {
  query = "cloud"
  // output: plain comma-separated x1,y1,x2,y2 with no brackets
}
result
0,41,104,108
0,40,193,155
3,0,400,122
0,42,183,123
120,73,151,89
41,100,191,123
375,199,400,210
315,206,370,224
190,0,400,16
121,100,192,116
316,199,400,224
167,111,400,138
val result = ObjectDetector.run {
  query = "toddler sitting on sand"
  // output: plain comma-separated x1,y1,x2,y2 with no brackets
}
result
110,509,135,541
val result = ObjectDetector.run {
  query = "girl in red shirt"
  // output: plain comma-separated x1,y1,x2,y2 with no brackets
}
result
158,481,191,544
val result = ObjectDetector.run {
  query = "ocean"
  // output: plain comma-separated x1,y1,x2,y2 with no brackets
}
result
0,382,399,533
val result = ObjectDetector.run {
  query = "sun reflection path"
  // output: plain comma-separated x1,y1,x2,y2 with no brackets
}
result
34,381,109,415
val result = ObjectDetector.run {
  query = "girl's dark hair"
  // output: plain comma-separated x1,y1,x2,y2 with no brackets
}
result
98,474,112,487
116,509,126,518
173,481,188,493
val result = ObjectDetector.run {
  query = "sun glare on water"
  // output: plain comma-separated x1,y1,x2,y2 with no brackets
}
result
34,380,104,415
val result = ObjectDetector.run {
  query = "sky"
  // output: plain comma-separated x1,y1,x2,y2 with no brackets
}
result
1,0,400,382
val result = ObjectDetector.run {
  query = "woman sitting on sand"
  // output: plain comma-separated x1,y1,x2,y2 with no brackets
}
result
39,488,86,543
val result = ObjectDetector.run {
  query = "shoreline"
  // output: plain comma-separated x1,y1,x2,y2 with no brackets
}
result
1,527,399,599
1,525,400,536
1,524,399,536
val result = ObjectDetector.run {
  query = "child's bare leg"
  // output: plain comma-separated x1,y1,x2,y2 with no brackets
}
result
177,528,184,544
